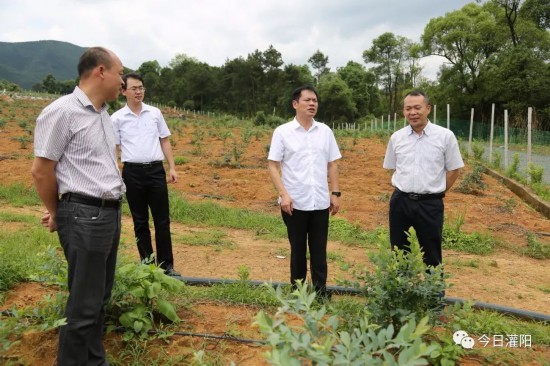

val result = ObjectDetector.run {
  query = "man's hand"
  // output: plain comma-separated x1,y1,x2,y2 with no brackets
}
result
168,168,178,183
329,195,340,216
280,193,293,216
41,210,57,232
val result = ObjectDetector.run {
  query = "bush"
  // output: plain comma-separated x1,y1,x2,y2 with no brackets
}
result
341,232,447,327
254,282,441,365
456,162,486,195
471,140,485,160
506,153,522,181
527,163,543,184
254,111,286,127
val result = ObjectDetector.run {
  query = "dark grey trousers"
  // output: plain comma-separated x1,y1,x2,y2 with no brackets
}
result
56,200,121,366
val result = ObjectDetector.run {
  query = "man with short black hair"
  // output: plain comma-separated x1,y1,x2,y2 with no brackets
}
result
268,85,341,299
383,90,464,268
111,73,180,276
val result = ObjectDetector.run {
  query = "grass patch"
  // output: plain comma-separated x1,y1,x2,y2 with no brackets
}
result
523,233,550,259
176,229,236,250
169,190,379,247
0,183,41,206
0,211,38,224
0,227,60,292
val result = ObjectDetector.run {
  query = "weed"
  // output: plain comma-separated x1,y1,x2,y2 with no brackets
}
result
523,233,550,259
174,156,189,165
456,162,486,194
471,140,485,160
506,153,522,181
176,230,236,251
527,163,544,184
443,212,495,255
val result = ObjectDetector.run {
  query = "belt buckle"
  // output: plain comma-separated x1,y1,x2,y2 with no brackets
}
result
409,193,420,201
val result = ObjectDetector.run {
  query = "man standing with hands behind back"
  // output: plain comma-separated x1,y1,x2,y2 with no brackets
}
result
268,85,342,300
111,73,181,276
32,46,125,365
383,90,464,270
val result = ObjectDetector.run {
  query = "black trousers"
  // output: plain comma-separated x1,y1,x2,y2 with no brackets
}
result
56,199,121,366
122,163,174,270
281,208,329,293
389,190,444,267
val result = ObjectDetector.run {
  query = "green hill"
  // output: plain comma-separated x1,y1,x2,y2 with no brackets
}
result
0,40,86,89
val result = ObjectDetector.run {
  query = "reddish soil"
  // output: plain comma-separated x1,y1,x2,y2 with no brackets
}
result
1,98,549,365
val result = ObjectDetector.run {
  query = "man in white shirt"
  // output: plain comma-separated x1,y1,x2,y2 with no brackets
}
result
111,73,180,276
268,85,341,300
383,90,464,268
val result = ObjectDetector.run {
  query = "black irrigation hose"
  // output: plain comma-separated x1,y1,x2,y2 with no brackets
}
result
176,275,550,323
112,326,266,345
0,310,266,346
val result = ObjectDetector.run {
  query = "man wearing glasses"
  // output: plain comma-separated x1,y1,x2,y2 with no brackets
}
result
111,73,181,276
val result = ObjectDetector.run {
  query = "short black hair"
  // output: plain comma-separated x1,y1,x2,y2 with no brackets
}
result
122,72,144,90
405,90,430,105
77,47,112,78
291,85,319,103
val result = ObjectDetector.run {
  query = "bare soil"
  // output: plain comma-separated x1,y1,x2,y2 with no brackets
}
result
1,98,549,365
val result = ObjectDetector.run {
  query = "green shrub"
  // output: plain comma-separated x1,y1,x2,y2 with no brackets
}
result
456,162,486,194
527,163,544,184
341,232,447,327
471,140,485,160
254,282,441,365
506,153,522,180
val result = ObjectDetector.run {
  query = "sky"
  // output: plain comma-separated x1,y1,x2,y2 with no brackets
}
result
0,0,473,80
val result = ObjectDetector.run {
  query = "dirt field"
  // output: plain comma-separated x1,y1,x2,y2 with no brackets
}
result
1,96,549,364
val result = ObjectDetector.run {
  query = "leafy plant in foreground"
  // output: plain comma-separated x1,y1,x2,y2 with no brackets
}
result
254,282,440,365
341,232,448,328
108,262,184,339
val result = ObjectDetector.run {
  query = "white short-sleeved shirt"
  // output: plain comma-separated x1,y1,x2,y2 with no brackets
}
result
383,122,464,194
111,103,171,163
268,118,341,211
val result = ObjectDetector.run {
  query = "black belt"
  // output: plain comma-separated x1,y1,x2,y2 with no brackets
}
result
60,192,122,208
395,189,445,201
124,161,163,168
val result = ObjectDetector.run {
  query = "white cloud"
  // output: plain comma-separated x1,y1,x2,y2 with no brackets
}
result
0,0,472,79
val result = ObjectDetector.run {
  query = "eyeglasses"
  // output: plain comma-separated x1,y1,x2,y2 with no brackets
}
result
127,86,146,92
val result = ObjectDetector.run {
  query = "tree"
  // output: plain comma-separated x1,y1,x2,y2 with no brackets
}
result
316,73,357,124
308,50,329,84
520,0,550,29
363,32,410,114
421,2,505,115
337,61,379,117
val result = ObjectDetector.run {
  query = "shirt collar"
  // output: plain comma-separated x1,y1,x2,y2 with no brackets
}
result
74,86,107,112
121,102,152,116
406,120,433,136
291,117,318,131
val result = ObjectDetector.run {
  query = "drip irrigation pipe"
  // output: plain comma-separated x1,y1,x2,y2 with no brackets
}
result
176,275,550,323
112,326,266,345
